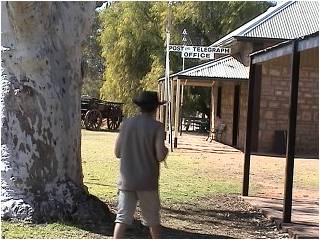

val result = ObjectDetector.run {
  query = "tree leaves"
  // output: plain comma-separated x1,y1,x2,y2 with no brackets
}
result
98,1,272,116
81,11,105,98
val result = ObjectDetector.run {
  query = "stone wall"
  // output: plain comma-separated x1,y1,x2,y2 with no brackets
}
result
218,82,234,146
238,82,248,150
258,48,319,155
214,81,248,149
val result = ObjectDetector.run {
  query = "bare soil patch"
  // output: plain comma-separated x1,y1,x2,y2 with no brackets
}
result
173,133,319,201
66,194,288,239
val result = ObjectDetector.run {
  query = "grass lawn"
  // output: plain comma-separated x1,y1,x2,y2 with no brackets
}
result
2,130,318,238
80,130,242,204
81,130,243,204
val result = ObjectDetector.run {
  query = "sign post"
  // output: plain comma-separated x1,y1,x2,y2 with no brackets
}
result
166,41,231,150
179,29,188,137
165,1,173,152
182,29,188,71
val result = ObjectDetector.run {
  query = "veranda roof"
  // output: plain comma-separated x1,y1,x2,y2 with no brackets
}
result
250,31,319,64
211,1,319,47
158,55,249,86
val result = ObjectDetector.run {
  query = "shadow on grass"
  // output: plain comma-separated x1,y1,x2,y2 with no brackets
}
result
160,199,279,236
251,152,319,159
84,181,117,188
162,205,260,224
67,219,233,239
99,128,120,133
82,128,120,133
60,196,234,239
128,222,234,239
178,147,239,154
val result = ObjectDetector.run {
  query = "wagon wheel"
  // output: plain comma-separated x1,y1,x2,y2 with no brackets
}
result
84,109,102,130
81,119,85,129
107,115,122,130
80,113,86,129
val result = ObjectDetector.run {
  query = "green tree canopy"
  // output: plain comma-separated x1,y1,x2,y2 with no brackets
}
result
81,11,105,98
98,1,272,116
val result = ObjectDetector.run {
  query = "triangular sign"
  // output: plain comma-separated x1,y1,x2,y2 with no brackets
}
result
182,29,187,35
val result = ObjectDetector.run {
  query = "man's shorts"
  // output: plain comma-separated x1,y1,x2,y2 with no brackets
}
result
115,190,160,226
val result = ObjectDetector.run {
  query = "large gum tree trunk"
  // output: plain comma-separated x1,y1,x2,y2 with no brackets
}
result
1,1,111,222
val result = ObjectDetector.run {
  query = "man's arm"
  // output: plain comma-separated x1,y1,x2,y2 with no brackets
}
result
155,124,168,162
115,121,125,158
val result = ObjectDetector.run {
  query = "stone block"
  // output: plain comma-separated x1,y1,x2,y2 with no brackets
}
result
280,81,289,86
282,67,290,75
310,72,319,78
299,87,309,93
278,113,288,120
299,104,310,110
282,91,289,97
304,93,313,98
260,100,268,108
261,131,273,140
297,115,302,121
262,66,268,75
261,88,274,97
304,82,314,88
301,112,312,121
269,101,280,108
299,70,309,78
264,110,274,120
266,124,277,130
269,68,281,76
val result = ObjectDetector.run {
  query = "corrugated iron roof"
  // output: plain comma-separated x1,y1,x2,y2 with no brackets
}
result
212,1,319,47
250,31,319,64
170,55,249,80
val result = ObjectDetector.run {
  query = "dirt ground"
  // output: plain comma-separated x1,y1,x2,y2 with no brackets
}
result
173,132,319,201
82,132,319,239
74,194,288,239
129,195,289,239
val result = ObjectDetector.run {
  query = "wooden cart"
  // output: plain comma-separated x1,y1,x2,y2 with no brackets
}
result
81,95,123,131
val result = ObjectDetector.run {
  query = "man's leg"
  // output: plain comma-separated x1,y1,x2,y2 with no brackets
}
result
113,190,137,239
113,223,127,239
149,225,161,239
137,191,161,238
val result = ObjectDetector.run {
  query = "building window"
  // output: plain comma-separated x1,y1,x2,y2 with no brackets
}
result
217,86,222,117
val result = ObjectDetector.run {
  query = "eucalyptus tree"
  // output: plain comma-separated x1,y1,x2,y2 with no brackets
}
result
99,1,272,117
81,11,105,98
99,1,166,116
1,1,110,222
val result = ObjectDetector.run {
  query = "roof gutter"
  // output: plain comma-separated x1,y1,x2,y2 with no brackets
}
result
174,75,248,82
234,36,290,43
250,32,319,64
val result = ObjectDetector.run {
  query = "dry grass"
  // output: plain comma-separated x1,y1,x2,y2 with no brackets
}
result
171,133,318,200
2,130,317,239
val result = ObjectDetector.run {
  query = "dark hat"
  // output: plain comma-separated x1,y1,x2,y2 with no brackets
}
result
133,91,166,108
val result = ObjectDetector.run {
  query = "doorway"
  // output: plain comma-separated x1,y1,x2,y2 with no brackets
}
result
232,84,240,147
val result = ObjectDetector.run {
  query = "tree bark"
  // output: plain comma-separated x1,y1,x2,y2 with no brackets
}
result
1,1,111,223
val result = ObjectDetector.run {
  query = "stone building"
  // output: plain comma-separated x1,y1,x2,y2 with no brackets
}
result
159,1,319,156
252,34,319,155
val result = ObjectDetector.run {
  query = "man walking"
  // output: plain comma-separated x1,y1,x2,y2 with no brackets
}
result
113,91,168,239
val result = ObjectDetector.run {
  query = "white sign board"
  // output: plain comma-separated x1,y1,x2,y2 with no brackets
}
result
184,45,231,54
169,45,231,54
169,45,185,52
181,51,215,59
